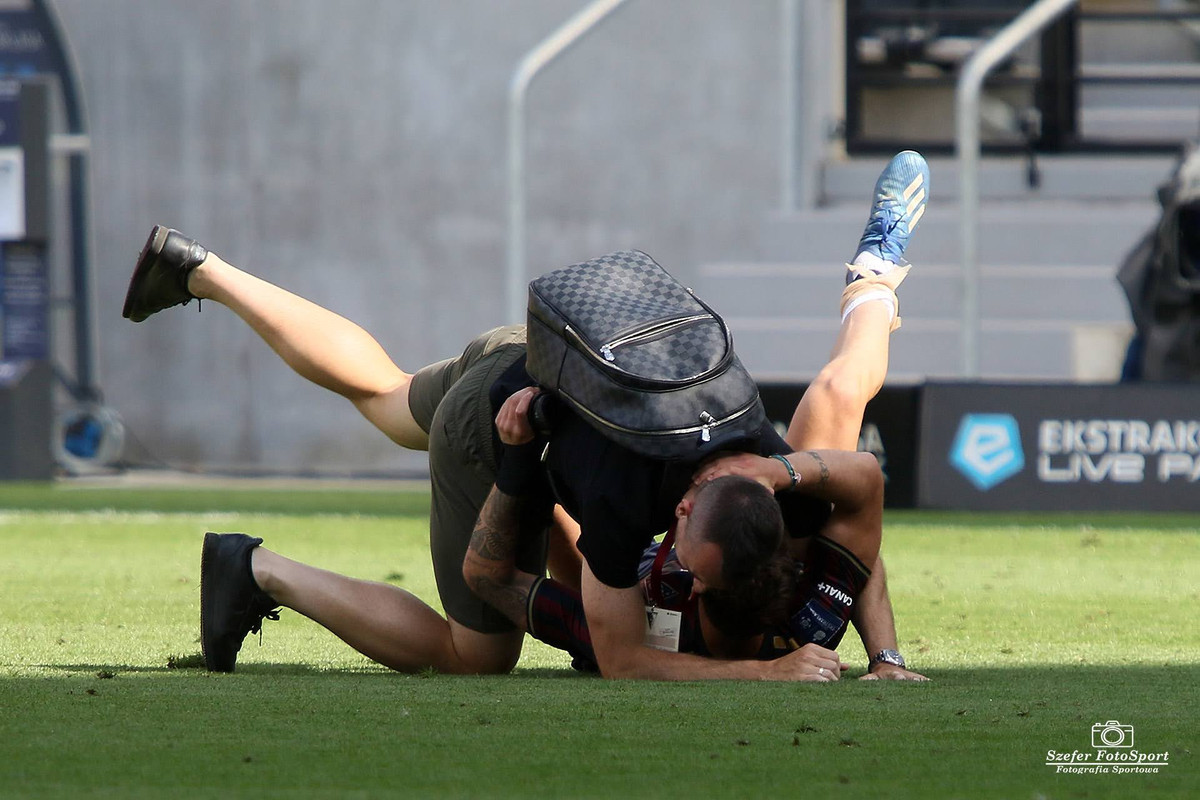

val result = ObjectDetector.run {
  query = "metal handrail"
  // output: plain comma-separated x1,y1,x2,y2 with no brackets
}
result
955,0,1078,377
506,0,631,325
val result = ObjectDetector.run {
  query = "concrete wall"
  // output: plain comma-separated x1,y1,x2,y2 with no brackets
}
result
56,0,787,472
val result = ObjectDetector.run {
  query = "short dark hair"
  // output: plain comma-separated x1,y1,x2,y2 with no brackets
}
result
689,475,785,586
700,553,798,640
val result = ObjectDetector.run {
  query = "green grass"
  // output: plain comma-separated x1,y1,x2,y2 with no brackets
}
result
1,485,1197,798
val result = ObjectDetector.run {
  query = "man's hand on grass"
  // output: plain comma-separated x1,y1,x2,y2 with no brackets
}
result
860,663,930,682
765,643,847,682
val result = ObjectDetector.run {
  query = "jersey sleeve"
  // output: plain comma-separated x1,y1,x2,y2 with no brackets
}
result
494,439,547,497
575,496,655,589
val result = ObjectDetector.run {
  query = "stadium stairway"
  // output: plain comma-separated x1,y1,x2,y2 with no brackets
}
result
698,154,1180,382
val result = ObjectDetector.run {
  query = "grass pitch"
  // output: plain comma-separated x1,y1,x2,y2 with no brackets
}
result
0,483,1196,798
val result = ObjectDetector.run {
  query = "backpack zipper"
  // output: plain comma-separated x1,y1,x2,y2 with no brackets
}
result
558,390,759,441
597,314,713,362
562,317,732,389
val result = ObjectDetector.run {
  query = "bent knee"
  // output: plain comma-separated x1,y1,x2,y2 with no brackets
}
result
446,625,523,675
808,360,876,414
351,379,430,451
447,649,519,676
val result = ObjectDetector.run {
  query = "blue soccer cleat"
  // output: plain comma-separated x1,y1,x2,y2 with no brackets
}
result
851,150,930,277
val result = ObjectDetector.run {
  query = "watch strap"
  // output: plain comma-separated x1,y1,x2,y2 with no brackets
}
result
870,649,906,669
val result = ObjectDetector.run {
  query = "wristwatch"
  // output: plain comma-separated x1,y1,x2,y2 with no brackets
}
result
870,649,906,670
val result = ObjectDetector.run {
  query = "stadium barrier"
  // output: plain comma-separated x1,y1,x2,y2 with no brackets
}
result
759,384,921,509
761,381,1200,512
920,382,1200,512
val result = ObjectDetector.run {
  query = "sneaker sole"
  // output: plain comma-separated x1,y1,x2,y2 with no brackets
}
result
121,225,170,322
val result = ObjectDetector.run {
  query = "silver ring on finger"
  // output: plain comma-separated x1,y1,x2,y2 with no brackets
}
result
819,667,827,678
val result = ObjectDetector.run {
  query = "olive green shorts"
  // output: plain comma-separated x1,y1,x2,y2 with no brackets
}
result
408,325,549,633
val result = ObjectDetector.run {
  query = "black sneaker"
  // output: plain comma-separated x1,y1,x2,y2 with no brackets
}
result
122,225,208,322
199,532,280,673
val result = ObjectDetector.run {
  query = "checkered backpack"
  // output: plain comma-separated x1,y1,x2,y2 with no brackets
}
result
526,250,768,461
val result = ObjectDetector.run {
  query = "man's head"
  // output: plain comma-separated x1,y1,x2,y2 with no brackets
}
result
673,475,785,594
700,553,799,641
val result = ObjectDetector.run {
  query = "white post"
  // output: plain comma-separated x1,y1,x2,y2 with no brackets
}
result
507,0,631,325
956,0,1077,376
781,0,799,212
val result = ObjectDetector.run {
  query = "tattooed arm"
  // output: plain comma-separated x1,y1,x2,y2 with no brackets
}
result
776,449,880,511
690,448,920,678
462,486,540,630
691,448,881,511
853,556,929,681
461,386,553,629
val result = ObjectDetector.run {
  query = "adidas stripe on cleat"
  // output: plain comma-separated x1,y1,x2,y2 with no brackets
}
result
851,150,930,276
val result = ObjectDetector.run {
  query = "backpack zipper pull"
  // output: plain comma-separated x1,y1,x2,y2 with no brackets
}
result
699,411,717,443
600,344,615,362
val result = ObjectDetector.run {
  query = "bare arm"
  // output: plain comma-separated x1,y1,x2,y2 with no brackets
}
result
771,454,925,678
581,562,843,682
463,485,843,681
462,486,538,630
852,556,929,681
692,448,881,511
853,556,897,657
693,448,884,567
461,386,552,628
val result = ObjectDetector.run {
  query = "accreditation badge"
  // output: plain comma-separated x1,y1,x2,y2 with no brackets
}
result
644,605,682,652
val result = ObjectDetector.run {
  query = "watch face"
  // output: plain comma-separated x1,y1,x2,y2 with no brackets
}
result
875,650,905,668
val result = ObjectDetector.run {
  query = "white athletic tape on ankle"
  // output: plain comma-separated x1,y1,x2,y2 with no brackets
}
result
842,292,895,323
839,264,910,333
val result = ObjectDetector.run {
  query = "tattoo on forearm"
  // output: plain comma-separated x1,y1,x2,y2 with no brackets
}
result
467,489,522,565
470,527,511,562
472,575,530,629
465,487,533,628
806,450,830,487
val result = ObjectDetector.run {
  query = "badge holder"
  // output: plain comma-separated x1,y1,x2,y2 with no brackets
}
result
644,524,682,652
